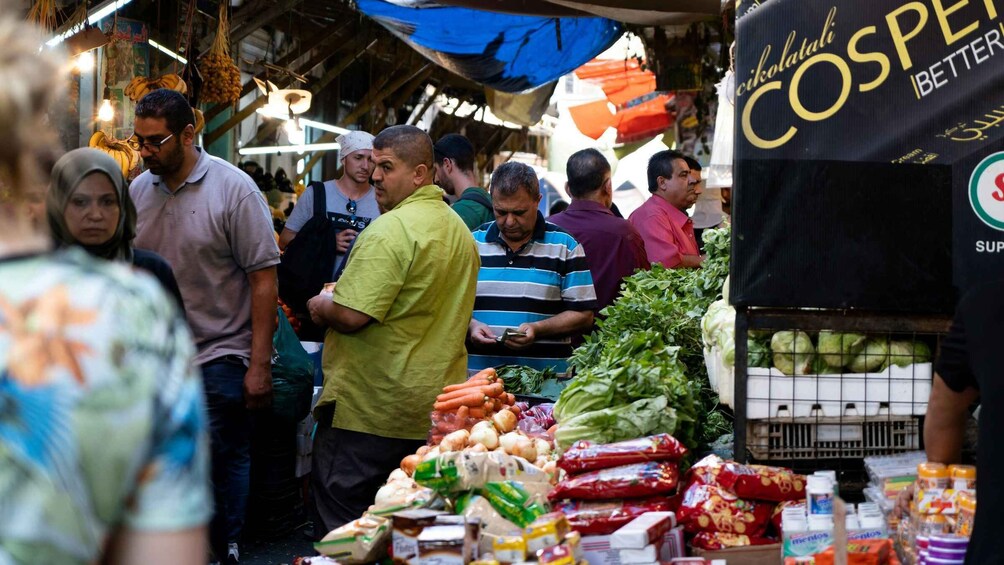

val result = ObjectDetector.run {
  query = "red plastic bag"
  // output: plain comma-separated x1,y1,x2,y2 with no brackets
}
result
553,498,675,535
687,455,806,502
548,462,679,501
557,434,689,474
678,483,772,536
690,532,777,550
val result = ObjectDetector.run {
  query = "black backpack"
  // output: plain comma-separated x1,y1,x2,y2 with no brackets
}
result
278,182,338,342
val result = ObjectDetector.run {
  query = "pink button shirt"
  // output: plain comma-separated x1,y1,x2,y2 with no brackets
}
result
628,196,700,268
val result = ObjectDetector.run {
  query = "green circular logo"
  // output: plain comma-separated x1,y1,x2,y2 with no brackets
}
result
969,152,1004,232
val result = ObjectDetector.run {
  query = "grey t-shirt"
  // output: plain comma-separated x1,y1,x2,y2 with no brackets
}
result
130,147,281,366
285,180,381,272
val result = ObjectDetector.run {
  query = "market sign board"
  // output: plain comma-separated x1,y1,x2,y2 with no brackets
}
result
732,0,1004,313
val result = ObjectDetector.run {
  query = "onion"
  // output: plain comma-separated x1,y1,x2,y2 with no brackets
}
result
469,420,500,450
416,446,431,457
468,443,488,453
533,438,552,457
499,431,521,454
422,446,441,461
440,429,470,452
534,456,548,469
400,454,421,475
511,436,537,461
542,460,558,478
492,409,518,433
388,469,410,483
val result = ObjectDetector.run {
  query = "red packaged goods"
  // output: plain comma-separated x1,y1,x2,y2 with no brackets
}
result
687,455,806,502
690,531,777,550
548,462,679,501
554,498,674,535
557,434,689,474
678,483,772,536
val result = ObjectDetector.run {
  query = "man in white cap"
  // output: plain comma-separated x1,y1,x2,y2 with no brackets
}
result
280,130,379,273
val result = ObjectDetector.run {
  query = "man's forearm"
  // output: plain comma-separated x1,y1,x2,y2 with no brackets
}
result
680,254,704,268
924,375,978,464
248,267,278,368
313,296,371,334
531,310,594,338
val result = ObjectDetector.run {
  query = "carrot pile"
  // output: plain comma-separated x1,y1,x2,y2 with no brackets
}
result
428,368,521,444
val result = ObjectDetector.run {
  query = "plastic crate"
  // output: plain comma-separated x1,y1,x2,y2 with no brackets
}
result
746,415,920,460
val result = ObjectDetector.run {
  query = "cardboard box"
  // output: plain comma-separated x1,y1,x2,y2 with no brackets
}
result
690,543,782,565
580,526,684,565
391,510,447,565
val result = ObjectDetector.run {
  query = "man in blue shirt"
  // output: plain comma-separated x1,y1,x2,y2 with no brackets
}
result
468,162,597,374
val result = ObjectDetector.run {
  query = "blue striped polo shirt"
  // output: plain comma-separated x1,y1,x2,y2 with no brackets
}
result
468,212,598,374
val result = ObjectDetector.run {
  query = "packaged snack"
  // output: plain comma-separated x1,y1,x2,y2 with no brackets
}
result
917,463,950,490
564,531,582,561
689,531,776,550
548,462,679,501
610,511,677,549
771,500,806,536
677,483,772,536
956,491,976,537
480,481,549,528
492,535,528,563
618,544,656,564
524,512,571,554
418,525,469,565
688,455,805,502
392,510,448,565
555,498,675,535
537,544,576,565
949,465,976,491
435,516,481,562
557,434,689,474
812,539,892,565
315,514,392,563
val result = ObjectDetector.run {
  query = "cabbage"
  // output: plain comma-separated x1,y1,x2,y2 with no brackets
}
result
887,340,932,368
748,338,771,368
701,300,734,350
770,331,815,375
847,339,889,373
816,331,867,369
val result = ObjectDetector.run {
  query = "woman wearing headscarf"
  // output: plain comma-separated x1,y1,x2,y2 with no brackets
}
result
47,147,184,309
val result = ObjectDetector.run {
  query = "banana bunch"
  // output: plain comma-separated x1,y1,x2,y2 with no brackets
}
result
124,73,188,102
193,108,205,134
88,131,141,178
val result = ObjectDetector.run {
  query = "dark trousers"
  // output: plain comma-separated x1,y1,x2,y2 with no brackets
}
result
310,404,424,539
202,358,253,559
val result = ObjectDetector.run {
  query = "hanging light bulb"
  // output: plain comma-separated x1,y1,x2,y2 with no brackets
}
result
76,51,95,72
98,98,114,122
283,117,305,146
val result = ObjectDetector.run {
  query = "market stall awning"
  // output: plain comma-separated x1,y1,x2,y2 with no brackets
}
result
356,0,623,93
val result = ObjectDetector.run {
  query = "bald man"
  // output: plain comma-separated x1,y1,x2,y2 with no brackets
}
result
306,125,481,534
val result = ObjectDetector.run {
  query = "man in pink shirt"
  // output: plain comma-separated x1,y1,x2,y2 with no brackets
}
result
629,150,704,269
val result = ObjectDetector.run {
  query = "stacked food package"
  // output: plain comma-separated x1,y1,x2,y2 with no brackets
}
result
896,461,977,565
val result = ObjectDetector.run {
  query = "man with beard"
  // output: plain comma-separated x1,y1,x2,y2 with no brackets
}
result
307,125,479,534
129,89,280,565
629,150,704,269
280,130,379,273
433,134,493,231
467,162,597,374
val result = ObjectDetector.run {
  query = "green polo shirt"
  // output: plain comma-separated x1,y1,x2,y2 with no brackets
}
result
317,185,481,440
452,186,495,231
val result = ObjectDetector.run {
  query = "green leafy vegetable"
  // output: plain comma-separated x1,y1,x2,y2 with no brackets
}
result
496,365,554,395
817,331,867,369
554,396,678,450
770,331,815,375
748,338,771,368
886,340,931,368
848,339,890,373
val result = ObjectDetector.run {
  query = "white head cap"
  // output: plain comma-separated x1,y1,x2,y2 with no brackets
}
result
337,130,375,160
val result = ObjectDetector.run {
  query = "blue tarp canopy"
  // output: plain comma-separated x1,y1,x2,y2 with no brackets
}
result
356,0,623,93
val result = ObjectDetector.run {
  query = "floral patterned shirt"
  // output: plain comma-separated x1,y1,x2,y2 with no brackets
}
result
0,249,211,564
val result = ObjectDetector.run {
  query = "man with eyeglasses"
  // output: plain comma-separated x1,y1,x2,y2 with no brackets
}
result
129,89,280,565
279,130,379,274
628,150,704,269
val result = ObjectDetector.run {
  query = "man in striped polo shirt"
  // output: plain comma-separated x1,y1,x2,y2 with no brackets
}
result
468,162,598,374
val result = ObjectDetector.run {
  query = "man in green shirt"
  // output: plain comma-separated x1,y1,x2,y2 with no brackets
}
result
434,134,494,230
307,125,480,535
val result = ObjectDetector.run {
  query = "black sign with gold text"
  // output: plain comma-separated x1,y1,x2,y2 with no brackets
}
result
732,0,1004,313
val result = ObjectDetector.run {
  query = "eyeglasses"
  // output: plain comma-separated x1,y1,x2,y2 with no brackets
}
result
126,133,175,153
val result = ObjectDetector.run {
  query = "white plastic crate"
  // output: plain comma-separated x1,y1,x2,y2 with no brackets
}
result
746,415,920,460
745,363,932,419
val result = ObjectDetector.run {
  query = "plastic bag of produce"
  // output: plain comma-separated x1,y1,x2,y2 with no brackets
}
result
847,339,889,373
412,451,548,495
553,498,676,536
557,434,688,474
314,514,390,563
271,307,315,422
690,531,777,550
886,340,932,368
770,331,815,376
548,461,680,501
678,483,772,535
816,331,867,369
518,403,556,438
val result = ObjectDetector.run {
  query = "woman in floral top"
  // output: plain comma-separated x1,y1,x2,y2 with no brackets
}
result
0,16,211,565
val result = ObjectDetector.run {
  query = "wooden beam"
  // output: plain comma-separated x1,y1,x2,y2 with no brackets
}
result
376,66,436,131
204,21,352,123
229,0,307,48
409,80,444,126
294,63,435,184
246,38,382,148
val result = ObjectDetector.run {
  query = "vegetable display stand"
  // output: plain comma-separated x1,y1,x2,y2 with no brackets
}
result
733,307,951,494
